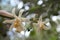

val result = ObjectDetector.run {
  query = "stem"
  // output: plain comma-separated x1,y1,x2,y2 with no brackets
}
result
0,10,14,18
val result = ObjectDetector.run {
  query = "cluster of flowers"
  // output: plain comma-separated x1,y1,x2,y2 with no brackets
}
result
3,8,51,40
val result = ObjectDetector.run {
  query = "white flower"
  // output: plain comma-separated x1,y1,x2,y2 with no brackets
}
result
16,31,30,38
24,6,30,11
46,22,50,26
17,1,24,9
7,31,13,36
26,14,36,19
12,28,16,32
10,0,19,6
51,16,57,22
51,15,60,24
56,25,60,32
22,22,26,26
25,31,30,38
45,22,51,30
37,0,43,5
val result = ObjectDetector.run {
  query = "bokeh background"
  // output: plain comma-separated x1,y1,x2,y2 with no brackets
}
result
0,0,60,40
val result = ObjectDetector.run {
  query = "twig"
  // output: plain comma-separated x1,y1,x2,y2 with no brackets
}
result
0,10,14,18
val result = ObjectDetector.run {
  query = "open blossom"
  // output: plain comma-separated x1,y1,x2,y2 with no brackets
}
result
38,16,50,30
38,16,45,30
3,8,28,33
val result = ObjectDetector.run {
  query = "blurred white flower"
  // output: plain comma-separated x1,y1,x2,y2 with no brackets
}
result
26,14,36,19
7,31,13,36
24,6,30,11
20,31,25,35
22,22,26,26
17,1,23,9
46,22,51,29
51,16,57,21
20,30,30,38
16,30,30,38
10,0,19,6
56,25,60,32
12,28,16,32
17,31,24,38
25,30,30,38
37,0,43,5
46,22,50,26
51,15,60,23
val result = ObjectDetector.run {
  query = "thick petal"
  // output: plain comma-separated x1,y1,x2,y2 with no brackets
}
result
21,18,29,22
3,20,13,23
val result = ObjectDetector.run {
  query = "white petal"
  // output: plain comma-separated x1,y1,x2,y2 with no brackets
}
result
56,27,60,32
25,31,30,37
7,31,13,36
24,6,29,10
17,33,22,38
10,0,17,6
37,0,43,5
26,14,36,19
46,22,50,26
22,22,26,26
12,28,16,32
17,1,23,9
51,16,57,21
20,31,25,35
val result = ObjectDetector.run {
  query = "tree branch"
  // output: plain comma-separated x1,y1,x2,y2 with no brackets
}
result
0,10,14,18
